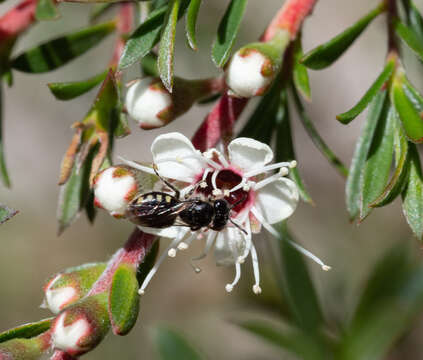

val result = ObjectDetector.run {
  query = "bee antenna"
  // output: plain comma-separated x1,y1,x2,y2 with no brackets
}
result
229,219,248,235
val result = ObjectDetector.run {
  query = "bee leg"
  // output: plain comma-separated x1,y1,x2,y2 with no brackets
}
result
183,180,206,199
229,219,248,235
153,163,180,199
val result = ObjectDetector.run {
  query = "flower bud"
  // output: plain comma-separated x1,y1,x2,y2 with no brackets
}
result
93,166,138,218
43,263,106,314
225,30,290,98
125,76,223,129
51,294,110,356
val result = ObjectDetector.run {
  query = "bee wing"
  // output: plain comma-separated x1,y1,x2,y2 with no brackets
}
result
121,160,159,194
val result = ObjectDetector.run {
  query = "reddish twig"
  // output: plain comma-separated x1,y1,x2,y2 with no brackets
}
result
262,0,317,41
0,0,37,45
88,228,156,296
110,3,134,70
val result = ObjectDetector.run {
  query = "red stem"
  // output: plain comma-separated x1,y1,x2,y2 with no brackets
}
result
87,228,156,296
262,0,317,41
110,3,134,70
0,0,37,45
192,0,318,151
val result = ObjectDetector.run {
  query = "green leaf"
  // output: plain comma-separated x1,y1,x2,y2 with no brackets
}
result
360,104,395,221
137,239,159,284
409,3,423,43
185,0,202,50
0,318,52,343
292,36,311,101
154,327,204,360
12,21,116,73
290,84,348,177
119,5,167,70
369,115,409,207
391,71,423,143
211,0,248,67
346,90,387,221
0,83,10,187
0,204,17,225
301,4,385,70
48,70,108,101
340,245,423,360
141,52,158,76
158,0,181,91
275,90,313,204
35,0,60,21
57,147,95,235
337,58,395,124
239,321,328,360
402,143,423,240
394,18,423,62
277,223,323,332
109,264,140,336
238,82,280,144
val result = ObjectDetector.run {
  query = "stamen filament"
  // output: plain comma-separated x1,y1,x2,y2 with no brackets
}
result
245,161,293,178
190,232,217,273
253,170,287,191
250,244,261,294
250,206,331,271
118,157,155,175
225,263,241,292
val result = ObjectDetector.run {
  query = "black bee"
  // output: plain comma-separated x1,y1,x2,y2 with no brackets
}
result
125,164,246,233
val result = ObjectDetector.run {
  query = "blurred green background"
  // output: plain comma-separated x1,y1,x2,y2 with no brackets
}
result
1,0,423,358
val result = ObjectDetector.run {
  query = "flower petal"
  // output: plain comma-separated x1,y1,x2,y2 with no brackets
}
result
151,132,205,182
213,227,246,266
254,178,299,224
137,225,188,239
228,137,273,173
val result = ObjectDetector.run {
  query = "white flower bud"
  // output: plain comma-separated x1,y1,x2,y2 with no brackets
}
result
52,312,90,355
125,78,172,129
225,49,274,98
43,275,77,314
93,166,137,218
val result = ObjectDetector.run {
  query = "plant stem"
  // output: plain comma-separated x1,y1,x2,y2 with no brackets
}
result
262,0,318,41
386,0,399,54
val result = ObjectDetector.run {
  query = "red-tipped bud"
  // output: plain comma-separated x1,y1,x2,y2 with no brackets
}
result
93,166,138,218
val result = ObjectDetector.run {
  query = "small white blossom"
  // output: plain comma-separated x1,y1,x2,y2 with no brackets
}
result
93,166,137,218
125,78,172,129
225,49,273,98
118,132,330,295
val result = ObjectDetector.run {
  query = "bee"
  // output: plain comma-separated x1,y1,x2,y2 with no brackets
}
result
125,164,246,234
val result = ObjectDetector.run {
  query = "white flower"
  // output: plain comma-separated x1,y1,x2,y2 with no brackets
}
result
225,49,274,98
42,274,78,314
125,77,172,129
51,312,90,355
93,166,138,218
120,132,330,295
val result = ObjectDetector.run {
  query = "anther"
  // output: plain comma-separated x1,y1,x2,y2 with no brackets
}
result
225,284,234,293
200,181,207,188
223,189,230,197
252,285,262,294
178,242,188,250
168,248,177,257
237,257,245,264
289,160,297,168
242,184,250,191
212,189,222,196
322,265,331,271
279,167,289,176
138,289,145,296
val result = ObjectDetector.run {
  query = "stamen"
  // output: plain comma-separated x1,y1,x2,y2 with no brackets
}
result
211,170,219,191
225,263,241,293
244,161,293,178
177,242,188,250
202,168,211,181
223,189,230,197
139,237,181,295
216,151,230,168
253,170,286,191
250,206,331,271
202,151,222,169
118,157,155,174
250,244,261,295
168,248,177,257
190,232,217,273
290,160,297,168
